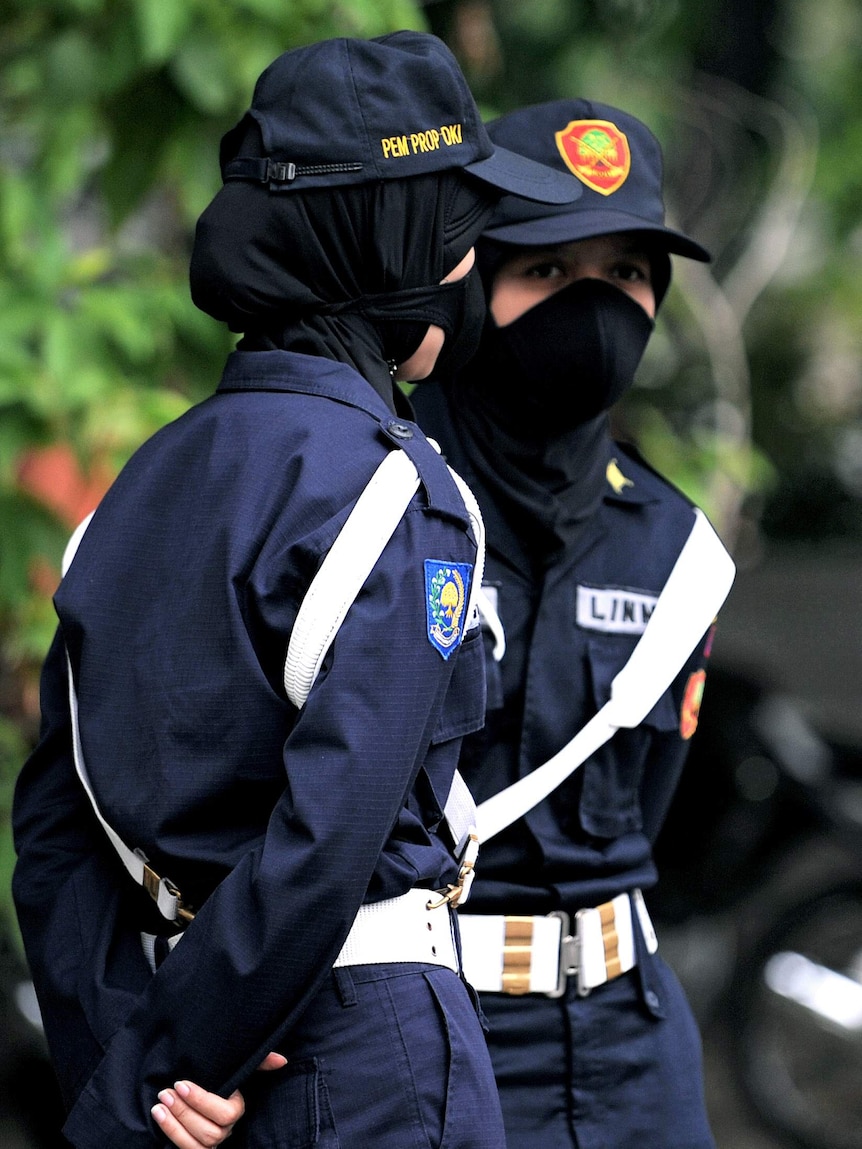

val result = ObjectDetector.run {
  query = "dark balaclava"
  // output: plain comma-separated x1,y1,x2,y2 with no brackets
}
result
442,240,653,563
428,98,709,562
190,120,495,414
187,35,585,415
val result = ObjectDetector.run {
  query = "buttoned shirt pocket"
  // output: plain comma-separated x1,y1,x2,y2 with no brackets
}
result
429,625,487,746
576,635,679,838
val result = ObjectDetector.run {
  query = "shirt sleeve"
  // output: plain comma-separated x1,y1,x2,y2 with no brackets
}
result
20,502,479,1149
639,619,716,841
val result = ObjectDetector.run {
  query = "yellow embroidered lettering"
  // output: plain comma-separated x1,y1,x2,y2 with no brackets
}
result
381,135,409,159
440,124,463,146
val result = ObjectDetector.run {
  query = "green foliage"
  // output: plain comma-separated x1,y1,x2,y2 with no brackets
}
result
0,0,424,656
0,715,28,930
427,0,862,552
0,0,425,914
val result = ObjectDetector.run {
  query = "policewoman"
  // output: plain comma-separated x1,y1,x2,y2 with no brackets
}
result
12,37,578,1149
413,99,729,1148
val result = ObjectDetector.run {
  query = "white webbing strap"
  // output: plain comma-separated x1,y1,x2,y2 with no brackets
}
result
476,587,506,662
475,508,735,844
60,442,486,924
61,514,192,926
444,465,485,633
283,448,422,709
282,445,483,859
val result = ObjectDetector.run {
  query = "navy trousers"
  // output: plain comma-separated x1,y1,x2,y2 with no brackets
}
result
481,955,714,1149
236,962,505,1148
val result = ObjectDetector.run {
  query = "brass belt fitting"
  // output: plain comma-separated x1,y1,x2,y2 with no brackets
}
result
502,916,534,995
598,899,621,979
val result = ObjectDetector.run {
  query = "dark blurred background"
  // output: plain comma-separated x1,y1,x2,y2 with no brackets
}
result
2,1,861,1145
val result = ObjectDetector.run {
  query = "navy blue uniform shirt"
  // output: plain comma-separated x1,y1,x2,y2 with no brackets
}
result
13,350,486,1148
413,383,711,918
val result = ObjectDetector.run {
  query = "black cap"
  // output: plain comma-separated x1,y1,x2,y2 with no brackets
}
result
483,99,710,261
220,33,580,206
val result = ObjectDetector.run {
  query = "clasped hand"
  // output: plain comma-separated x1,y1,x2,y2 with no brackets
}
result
151,1052,287,1147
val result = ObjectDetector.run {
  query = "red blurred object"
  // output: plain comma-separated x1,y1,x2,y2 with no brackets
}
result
16,444,113,529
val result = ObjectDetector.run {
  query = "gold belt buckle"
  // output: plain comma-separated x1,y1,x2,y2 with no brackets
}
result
426,833,479,910
138,851,195,927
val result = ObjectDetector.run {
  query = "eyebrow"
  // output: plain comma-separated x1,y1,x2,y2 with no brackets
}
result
612,239,652,257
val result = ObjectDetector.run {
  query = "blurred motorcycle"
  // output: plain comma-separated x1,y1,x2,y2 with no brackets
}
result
652,661,862,1149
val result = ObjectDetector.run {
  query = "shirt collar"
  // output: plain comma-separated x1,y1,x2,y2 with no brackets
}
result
216,348,396,421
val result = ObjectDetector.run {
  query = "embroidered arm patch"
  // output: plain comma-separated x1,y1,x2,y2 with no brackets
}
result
424,560,473,659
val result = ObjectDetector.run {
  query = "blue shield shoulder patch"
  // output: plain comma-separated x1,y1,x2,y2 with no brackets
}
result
424,560,473,659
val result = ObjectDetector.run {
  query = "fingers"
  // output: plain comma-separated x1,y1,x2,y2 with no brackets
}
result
152,1080,245,1148
258,1052,288,1071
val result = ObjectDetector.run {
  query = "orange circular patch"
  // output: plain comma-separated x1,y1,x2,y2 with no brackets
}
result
554,119,631,196
680,670,707,740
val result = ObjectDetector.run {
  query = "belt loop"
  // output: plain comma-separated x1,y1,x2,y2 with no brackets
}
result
333,966,358,1008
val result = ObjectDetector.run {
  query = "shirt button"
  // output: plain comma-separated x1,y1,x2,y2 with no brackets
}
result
387,421,414,439
645,990,660,1010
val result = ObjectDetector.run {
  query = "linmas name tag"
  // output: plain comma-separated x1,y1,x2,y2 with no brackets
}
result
576,585,658,635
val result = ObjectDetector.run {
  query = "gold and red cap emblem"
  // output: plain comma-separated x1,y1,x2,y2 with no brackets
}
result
554,119,631,197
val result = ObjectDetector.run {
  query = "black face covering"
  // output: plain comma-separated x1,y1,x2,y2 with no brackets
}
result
478,278,654,432
425,266,487,381
436,275,655,564
332,261,486,376
190,158,496,412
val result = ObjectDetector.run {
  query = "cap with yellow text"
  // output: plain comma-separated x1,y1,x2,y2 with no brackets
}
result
220,33,580,206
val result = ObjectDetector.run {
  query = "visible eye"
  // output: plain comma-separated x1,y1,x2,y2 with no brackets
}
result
522,260,567,281
611,259,651,285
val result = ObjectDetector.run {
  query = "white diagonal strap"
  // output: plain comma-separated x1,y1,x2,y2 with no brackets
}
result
65,649,189,923
445,465,485,632
476,587,506,661
283,448,422,709
62,514,192,925
282,446,482,856
476,508,735,844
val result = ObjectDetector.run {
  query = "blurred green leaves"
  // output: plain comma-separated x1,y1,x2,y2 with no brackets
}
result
0,0,425,920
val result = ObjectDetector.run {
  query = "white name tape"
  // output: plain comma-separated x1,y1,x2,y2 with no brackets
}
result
576,585,658,635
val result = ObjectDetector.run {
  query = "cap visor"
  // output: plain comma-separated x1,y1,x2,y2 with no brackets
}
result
465,145,581,205
484,204,711,261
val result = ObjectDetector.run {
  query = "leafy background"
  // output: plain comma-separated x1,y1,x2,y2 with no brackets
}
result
1,0,860,984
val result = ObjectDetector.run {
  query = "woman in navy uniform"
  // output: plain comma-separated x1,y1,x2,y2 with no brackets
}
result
11,37,578,1149
412,100,723,1148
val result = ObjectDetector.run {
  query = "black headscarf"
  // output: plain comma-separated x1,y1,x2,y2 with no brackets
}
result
190,144,495,412
435,237,656,564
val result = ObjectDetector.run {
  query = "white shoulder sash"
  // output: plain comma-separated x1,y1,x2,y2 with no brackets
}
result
475,508,735,843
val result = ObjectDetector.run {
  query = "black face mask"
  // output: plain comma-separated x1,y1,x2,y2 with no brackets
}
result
425,265,486,380
328,263,486,377
477,278,654,429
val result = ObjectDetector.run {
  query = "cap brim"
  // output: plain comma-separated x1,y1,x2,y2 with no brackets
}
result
484,203,711,261
465,145,582,205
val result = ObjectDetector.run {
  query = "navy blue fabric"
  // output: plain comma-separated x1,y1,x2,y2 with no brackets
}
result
482,99,710,261
218,32,578,204
480,957,710,1148
413,382,715,1148
235,964,505,1148
12,350,492,1148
